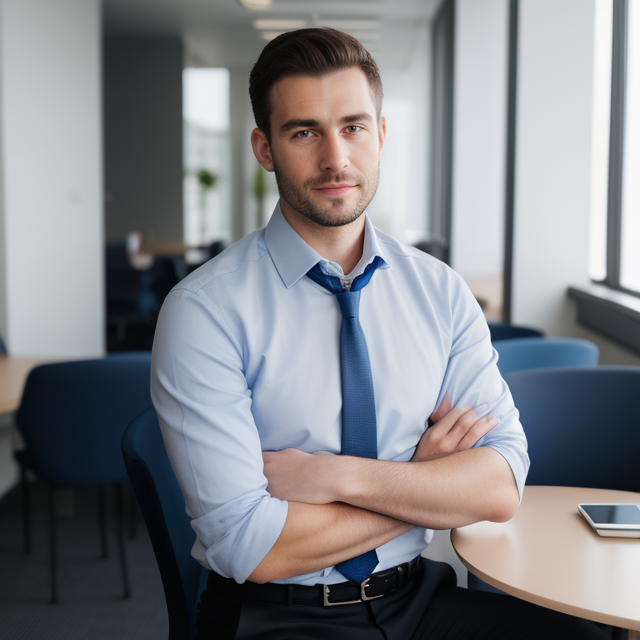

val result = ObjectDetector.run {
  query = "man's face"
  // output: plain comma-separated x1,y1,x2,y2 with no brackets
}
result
253,66,385,228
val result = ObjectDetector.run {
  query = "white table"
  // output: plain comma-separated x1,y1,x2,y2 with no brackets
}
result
452,486,640,638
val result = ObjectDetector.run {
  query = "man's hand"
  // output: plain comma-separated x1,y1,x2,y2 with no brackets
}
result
411,393,500,462
264,395,500,502
263,448,338,504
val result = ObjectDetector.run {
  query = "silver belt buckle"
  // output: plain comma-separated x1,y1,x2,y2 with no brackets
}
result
360,577,384,602
323,585,361,607
322,578,385,606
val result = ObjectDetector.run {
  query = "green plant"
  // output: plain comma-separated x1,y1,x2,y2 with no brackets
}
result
197,169,218,191
253,165,266,200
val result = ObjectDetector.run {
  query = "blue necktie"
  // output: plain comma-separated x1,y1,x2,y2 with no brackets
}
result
307,256,383,583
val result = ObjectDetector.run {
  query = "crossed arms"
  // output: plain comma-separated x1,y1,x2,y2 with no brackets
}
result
249,397,520,583
151,270,530,585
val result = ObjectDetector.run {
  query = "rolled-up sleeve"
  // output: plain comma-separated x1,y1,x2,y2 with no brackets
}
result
437,270,530,500
151,287,288,583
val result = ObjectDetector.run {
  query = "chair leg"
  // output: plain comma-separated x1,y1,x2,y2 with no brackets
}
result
50,486,58,604
126,481,136,539
20,464,31,555
98,487,108,559
116,484,131,599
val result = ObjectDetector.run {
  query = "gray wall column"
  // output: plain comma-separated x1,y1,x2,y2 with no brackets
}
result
104,36,184,242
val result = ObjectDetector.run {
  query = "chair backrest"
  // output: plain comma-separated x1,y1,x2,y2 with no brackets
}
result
495,337,599,375
506,367,640,491
488,322,544,341
414,239,450,265
122,406,205,640
16,354,152,486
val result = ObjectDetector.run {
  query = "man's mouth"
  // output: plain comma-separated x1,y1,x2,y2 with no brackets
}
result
314,184,356,197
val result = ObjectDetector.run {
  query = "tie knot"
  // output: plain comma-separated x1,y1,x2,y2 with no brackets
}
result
306,255,384,296
335,290,360,318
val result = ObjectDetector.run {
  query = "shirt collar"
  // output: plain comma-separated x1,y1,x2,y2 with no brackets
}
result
264,201,390,289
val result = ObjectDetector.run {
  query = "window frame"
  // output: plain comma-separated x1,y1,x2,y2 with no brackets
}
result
569,0,640,356
597,0,640,299
428,0,455,264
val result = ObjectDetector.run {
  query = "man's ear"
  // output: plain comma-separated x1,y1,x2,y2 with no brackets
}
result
251,128,275,172
378,116,386,160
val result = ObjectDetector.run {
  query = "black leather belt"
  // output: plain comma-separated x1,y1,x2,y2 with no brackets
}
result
210,556,421,608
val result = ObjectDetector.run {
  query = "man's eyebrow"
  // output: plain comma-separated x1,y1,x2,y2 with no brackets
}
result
279,119,320,134
279,113,374,135
340,113,373,124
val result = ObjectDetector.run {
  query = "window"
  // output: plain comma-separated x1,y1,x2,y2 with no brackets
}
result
620,0,640,291
589,0,613,282
183,68,232,246
591,0,640,296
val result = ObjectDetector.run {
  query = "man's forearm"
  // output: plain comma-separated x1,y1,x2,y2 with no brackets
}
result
264,446,520,531
337,447,519,529
248,501,412,584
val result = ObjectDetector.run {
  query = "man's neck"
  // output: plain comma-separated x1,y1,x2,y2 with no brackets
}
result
279,200,366,275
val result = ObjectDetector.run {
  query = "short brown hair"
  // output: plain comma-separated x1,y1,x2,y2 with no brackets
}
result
249,28,383,141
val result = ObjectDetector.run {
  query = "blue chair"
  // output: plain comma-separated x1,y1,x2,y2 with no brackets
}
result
15,353,152,603
508,367,640,489
468,366,640,594
494,337,599,375
487,322,544,341
122,406,207,640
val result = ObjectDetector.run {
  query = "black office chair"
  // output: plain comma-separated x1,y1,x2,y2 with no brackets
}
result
122,406,207,640
487,322,544,341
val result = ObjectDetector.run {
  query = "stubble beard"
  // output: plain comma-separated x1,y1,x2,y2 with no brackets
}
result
272,160,380,228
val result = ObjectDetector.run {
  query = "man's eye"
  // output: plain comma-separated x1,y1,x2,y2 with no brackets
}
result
296,130,312,138
346,125,362,133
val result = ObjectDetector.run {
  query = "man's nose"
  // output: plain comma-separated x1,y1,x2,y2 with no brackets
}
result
319,133,348,173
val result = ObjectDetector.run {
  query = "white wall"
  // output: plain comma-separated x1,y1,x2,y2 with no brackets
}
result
511,0,594,337
0,0,103,357
451,0,509,278
0,41,5,346
372,25,431,243
229,66,262,241
513,0,640,362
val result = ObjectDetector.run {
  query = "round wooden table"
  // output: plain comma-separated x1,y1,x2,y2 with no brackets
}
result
452,486,640,636
0,355,70,414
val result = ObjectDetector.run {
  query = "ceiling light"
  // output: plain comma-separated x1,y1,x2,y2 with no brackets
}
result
260,31,290,41
314,20,381,31
253,19,307,30
238,0,272,10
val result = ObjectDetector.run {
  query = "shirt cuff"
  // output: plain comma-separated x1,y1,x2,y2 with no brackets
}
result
483,442,530,503
191,492,289,583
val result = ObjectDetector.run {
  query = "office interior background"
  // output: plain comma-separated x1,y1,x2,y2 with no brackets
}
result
1,0,640,634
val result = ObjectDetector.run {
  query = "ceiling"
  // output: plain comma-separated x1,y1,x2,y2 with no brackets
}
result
103,0,444,70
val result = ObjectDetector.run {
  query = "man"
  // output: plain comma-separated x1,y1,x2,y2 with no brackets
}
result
152,28,606,639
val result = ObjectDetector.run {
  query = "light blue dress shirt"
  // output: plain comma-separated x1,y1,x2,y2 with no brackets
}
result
151,203,529,586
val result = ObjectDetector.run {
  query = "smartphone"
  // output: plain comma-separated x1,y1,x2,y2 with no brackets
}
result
577,503,640,538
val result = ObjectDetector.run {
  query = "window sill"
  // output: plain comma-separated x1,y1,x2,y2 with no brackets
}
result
568,284,640,354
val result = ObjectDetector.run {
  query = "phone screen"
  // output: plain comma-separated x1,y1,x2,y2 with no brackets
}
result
581,504,640,526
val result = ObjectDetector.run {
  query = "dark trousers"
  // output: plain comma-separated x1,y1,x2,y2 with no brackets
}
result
196,559,609,640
